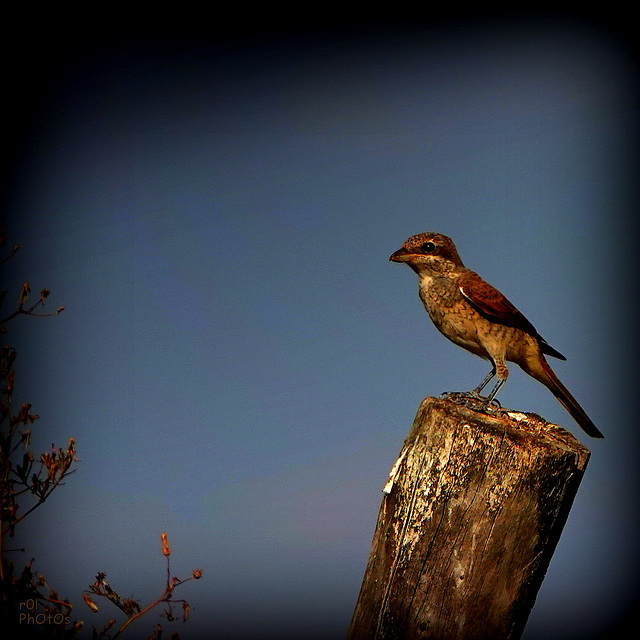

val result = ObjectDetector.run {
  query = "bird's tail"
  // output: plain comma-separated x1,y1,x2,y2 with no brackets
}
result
535,358,604,438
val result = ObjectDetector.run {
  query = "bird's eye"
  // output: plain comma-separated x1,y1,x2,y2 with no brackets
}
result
420,241,436,253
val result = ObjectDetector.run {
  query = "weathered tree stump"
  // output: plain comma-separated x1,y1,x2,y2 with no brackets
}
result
347,396,591,640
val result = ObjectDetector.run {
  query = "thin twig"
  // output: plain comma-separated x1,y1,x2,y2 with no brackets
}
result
0,245,20,263
1,470,77,536
111,565,196,639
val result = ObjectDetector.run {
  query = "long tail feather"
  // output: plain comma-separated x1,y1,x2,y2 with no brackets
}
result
539,359,604,438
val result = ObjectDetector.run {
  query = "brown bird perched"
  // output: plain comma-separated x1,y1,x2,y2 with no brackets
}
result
390,232,604,438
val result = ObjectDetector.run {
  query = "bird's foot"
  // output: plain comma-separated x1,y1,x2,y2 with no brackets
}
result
482,397,502,411
441,390,476,401
441,391,502,413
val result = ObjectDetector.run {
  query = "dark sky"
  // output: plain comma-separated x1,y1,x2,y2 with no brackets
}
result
3,14,638,640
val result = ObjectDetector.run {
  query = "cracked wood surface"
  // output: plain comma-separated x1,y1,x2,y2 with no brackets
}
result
347,397,590,640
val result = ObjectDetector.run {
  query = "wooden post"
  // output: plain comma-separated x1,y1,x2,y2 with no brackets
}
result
347,396,591,640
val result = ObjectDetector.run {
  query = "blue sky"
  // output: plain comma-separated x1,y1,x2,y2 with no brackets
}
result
4,18,638,639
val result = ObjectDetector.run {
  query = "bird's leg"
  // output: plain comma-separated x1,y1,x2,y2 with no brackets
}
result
441,365,497,406
471,366,496,397
483,379,504,408
482,361,508,409
442,361,507,411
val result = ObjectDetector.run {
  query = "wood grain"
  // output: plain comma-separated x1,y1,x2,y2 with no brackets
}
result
347,396,590,640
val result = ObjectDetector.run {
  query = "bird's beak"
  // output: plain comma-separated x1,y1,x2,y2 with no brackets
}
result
389,247,413,262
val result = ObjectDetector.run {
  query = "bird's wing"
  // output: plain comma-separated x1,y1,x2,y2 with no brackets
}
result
458,271,566,360
458,271,532,328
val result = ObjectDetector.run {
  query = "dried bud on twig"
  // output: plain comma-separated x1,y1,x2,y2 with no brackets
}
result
161,532,171,557
20,282,30,305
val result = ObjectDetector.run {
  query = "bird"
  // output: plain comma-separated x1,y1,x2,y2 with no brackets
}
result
389,232,604,438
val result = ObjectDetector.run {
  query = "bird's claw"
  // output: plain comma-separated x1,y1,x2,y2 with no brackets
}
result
441,390,502,413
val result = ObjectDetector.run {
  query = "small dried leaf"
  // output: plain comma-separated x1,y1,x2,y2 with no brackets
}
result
83,593,99,612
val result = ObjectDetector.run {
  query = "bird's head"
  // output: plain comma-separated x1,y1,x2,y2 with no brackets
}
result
389,232,464,275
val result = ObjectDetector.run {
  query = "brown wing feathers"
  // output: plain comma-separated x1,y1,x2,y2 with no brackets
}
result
459,272,566,361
